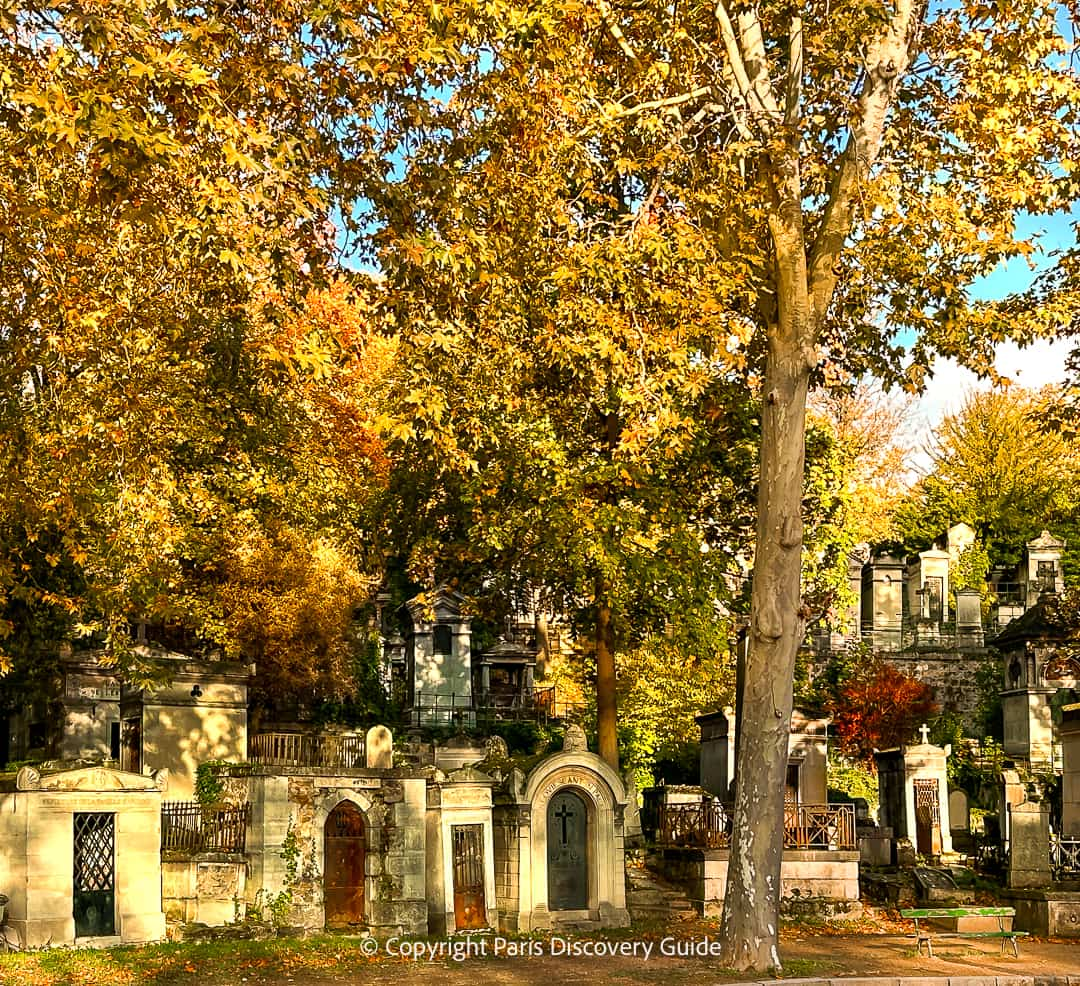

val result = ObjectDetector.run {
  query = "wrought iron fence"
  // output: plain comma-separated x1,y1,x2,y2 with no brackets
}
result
405,689,585,727
162,801,250,854
657,802,856,851
1051,834,1080,879
248,731,365,768
657,801,732,848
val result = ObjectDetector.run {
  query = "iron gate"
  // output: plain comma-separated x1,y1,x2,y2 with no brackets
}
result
73,812,115,937
451,824,487,929
914,778,941,856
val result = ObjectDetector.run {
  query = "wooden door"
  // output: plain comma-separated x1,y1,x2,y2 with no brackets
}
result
452,824,487,929
547,789,588,910
324,802,366,926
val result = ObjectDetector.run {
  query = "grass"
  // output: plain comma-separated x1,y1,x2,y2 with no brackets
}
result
0,928,842,986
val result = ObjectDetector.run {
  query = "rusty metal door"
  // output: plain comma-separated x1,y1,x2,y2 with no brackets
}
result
914,778,941,856
452,824,487,929
547,789,588,910
324,802,366,926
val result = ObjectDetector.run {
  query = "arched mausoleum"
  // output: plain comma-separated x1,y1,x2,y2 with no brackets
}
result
492,726,630,931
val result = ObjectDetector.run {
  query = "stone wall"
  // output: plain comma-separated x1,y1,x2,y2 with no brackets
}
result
492,804,524,930
649,847,860,918
805,647,988,726
240,766,428,934
162,854,246,926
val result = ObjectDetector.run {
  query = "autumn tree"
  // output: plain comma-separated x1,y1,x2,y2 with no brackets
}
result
5,0,1080,972
830,658,937,764
892,387,1080,573
0,5,400,703
348,0,1080,970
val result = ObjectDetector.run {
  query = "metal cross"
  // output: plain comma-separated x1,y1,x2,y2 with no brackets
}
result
554,802,573,844
919,722,931,744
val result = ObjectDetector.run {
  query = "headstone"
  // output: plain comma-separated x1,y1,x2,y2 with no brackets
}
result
1001,769,1027,848
1008,800,1053,888
861,555,905,650
365,725,393,769
949,789,970,833
913,865,970,904
485,735,510,760
955,588,984,648
562,723,588,753
895,837,917,867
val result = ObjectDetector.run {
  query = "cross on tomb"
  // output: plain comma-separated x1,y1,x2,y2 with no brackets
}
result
554,802,574,844
918,723,930,745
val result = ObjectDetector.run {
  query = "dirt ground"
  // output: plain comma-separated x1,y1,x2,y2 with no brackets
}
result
6,921,1080,986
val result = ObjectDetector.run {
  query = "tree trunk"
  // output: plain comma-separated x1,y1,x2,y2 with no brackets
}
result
719,166,812,972
595,577,619,769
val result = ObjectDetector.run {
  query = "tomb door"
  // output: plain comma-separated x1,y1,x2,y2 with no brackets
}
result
914,778,941,856
73,812,115,937
924,576,944,623
451,824,487,929
323,802,366,926
120,717,141,774
547,789,588,910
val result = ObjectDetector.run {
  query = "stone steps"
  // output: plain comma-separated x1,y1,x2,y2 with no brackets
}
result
626,865,699,924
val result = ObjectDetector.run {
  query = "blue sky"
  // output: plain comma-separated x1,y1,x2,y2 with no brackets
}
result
910,205,1079,443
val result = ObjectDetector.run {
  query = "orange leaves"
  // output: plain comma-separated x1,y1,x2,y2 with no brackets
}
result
831,660,938,764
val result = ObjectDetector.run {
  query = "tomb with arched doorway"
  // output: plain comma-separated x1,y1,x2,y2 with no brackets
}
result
492,725,630,931
997,599,1078,766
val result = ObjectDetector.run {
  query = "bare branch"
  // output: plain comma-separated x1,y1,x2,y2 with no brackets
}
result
596,0,643,70
807,0,926,325
784,14,803,129
614,85,712,118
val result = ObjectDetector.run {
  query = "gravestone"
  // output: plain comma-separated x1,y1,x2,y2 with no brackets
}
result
913,865,970,904
365,725,393,769
949,789,970,833
1000,769,1028,849
955,588,984,649
1008,800,1052,889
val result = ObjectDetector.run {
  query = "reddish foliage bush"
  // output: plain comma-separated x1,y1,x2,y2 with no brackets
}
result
830,660,937,763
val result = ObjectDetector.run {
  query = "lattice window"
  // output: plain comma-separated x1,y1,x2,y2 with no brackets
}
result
914,779,940,823
74,813,114,893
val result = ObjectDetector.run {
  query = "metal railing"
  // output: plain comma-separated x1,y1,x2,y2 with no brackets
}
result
405,689,585,726
162,801,250,854
248,731,365,768
656,802,856,851
1051,835,1080,879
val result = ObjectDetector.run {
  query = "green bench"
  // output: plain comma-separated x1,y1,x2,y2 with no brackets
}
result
900,906,1027,958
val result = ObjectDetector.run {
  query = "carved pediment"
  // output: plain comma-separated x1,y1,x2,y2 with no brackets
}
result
24,766,159,793
1043,653,1080,684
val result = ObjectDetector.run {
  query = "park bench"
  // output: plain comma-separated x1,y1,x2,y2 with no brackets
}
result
900,906,1027,958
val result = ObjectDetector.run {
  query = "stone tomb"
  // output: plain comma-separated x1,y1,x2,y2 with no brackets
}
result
875,729,953,858
234,763,430,934
0,765,167,948
119,649,252,800
426,766,498,933
492,727,630,931
996,596,1076,765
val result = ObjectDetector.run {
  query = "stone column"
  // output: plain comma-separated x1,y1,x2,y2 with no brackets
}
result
1007,801,1052,889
